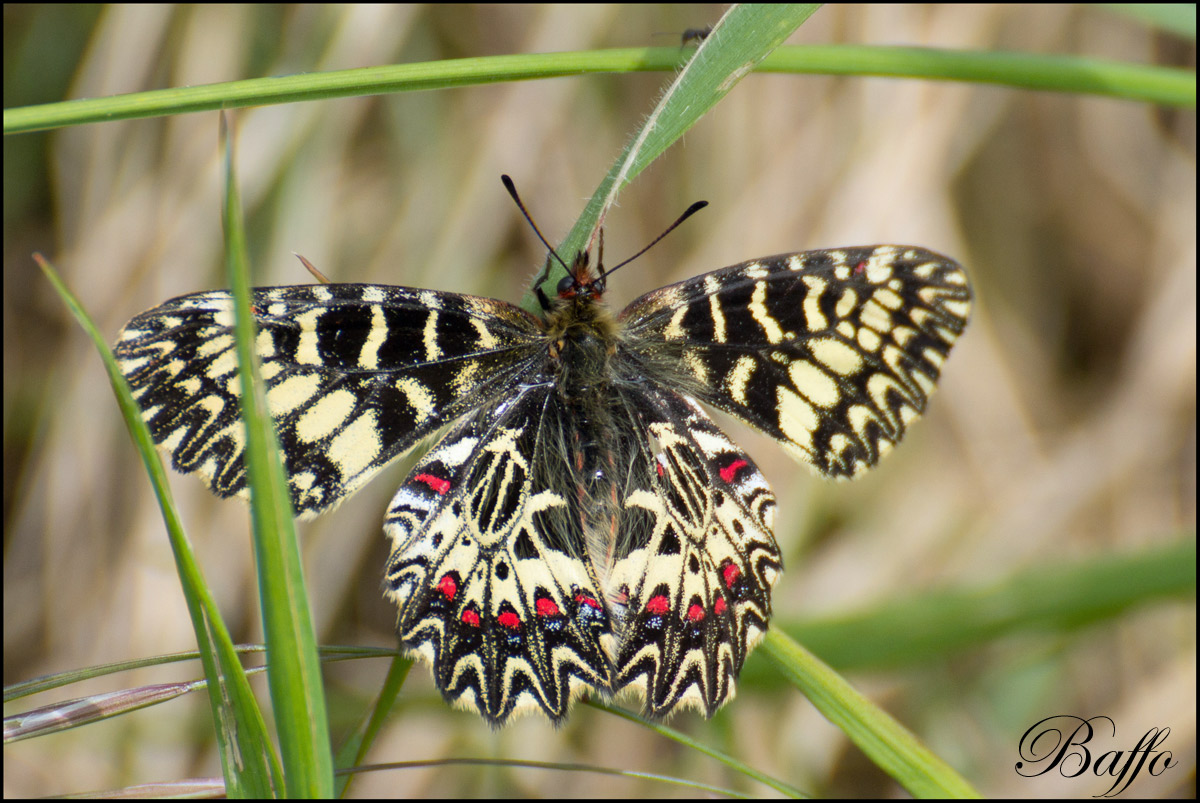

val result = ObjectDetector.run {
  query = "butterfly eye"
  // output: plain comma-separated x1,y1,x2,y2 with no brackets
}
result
556,274,577,298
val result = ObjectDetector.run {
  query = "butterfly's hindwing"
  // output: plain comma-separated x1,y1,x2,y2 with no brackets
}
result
114,284,542,516
621,246,971,478
383,384,614,724
382,378,782,721
608,387,780,716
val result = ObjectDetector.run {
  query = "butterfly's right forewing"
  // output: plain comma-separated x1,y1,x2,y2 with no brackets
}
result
620,246,971,479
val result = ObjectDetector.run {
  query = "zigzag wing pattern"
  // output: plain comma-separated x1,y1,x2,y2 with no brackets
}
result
608,387,781,717
381,381,782,722
114,284,541,516
620,246,971,478
382,384,613,725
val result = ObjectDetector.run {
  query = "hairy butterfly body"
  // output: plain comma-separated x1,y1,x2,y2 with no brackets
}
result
115,193,970,725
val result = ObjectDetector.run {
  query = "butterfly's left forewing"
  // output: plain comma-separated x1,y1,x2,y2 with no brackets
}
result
114,284,542,516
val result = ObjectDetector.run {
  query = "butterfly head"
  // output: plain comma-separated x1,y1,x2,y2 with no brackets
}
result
555,246,606,304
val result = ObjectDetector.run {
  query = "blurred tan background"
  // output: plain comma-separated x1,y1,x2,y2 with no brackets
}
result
4,4,1194,797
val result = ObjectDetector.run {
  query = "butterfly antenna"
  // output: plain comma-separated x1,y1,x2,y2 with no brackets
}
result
501,174,572,274
604,200,708,279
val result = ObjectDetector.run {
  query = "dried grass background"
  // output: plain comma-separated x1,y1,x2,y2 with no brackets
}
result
4,4,1195,798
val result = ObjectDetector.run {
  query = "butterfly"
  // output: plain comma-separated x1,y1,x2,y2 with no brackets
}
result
114,177,970,725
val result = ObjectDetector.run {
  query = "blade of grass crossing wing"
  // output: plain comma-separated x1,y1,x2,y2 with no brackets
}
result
35,254,281,797
219,113,334,798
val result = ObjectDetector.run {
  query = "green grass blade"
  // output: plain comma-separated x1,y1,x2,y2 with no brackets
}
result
350,756,755,797
589,701,808,797
334,654,411,798
4,646,393,747
521,3,821,311
760,45,1195,106
762,630,981,798
34,255,281,798
218,114,334,798
758,535,1197,674
4,645,393,705
5,40,1189,136
4,647,261,703
2,49,698,134
752,537,1193,792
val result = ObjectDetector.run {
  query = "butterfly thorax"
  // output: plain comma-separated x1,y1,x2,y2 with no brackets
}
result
542,255,620,404
538,257,636,583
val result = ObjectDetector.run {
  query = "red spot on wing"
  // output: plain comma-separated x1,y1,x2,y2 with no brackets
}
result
721,562,742,588
687,603,705,622
854,260,868,276
656,458,665,478
719,458,748,483
575,591,602,609
461,608,480,627
536,598,561,617
645,595,670,615
414,473,452,495
437,574,458,600
714,597,727,616
498,611,521,629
